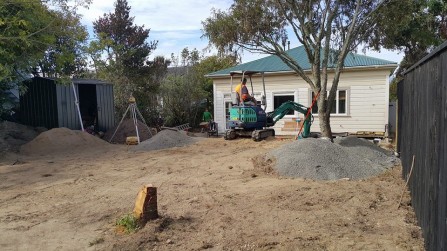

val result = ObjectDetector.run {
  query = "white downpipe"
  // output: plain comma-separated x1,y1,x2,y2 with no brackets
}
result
72,82,84,131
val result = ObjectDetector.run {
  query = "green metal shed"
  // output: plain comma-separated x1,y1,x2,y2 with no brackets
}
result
20,77,115,132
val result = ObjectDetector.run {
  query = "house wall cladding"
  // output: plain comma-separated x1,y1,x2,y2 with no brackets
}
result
213,69,390,135
397,41,447,251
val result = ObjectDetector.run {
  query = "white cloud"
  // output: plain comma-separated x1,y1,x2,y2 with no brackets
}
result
77,0,404,64
77,0,232,59
78,0,232,31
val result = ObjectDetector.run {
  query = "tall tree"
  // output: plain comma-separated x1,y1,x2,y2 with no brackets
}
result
161,48,205,127
92,0,162,116
368,0,447,77
192,54,238,110
365,0,447,101
0,0,90,117
160,50,237,127
203,0,390,139
38,11,89,78
0,0,54,83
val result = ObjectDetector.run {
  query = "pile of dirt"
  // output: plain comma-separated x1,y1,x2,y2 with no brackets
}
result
21,127,110,155
0,121,46,154
103,118,156,144
133,129,201,152
268,136,399,180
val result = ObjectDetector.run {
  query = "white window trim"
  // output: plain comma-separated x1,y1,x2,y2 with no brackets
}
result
309,89,350,117
223,92,232,128
271,91,297,117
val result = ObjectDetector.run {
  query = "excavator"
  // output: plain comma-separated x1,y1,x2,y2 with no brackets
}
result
224,71,313,141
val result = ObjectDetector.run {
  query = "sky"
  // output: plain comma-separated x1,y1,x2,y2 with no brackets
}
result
77,0,404,64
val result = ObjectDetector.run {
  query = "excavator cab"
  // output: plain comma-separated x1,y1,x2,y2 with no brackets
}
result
225,71,271,141
229,71,266,107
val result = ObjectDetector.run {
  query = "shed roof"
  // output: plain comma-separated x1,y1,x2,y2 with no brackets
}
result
32,77,112,85
207,46,397,77
71,79,112,85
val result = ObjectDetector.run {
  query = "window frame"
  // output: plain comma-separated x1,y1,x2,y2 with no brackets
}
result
310,89,349,116
272,92,296,117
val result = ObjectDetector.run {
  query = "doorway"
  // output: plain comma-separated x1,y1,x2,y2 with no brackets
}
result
78,84,98,130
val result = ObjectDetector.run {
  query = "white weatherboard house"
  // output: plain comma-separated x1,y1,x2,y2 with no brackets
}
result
206,46,397,136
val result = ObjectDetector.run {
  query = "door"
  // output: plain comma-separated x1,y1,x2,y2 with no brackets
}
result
96,84,115,132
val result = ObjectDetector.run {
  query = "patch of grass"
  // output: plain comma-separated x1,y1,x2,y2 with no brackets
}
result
89,237,104,246
116,214,139,233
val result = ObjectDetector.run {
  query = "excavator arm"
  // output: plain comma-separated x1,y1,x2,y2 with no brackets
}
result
266,100,313,138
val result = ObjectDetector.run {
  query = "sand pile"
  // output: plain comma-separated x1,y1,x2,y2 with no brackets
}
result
0,121,46,153
104,118,156,144
268,136,398,180
21,127,110,155
133,129,201,152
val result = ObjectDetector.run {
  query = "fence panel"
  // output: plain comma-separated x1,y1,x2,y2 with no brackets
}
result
398,43,447,251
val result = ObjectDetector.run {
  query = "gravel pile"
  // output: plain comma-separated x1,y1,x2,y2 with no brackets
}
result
133,129,201,152
269,136,398,180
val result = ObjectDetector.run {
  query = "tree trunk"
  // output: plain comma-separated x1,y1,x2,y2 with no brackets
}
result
317,96,333,141
318,111,333,141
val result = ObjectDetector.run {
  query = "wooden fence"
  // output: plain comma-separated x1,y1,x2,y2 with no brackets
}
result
397,41,447,251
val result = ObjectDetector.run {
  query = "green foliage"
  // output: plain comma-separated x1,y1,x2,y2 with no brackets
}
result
368,0,447,76
38,11,89,78
192,54,238,110
0,0,91,117
0,0,54,83
160,49,237,127
116,214,139,233
389,77,401,101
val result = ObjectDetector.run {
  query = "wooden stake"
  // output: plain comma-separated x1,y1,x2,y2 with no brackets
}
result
397,155,415,209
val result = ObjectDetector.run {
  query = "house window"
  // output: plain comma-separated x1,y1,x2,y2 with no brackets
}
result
274,94,294,115
311,90,348,115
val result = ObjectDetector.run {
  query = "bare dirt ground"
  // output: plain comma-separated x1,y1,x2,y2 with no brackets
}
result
0,136,424,251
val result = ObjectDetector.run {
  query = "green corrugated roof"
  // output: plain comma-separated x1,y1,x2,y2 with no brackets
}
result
207,46,397,77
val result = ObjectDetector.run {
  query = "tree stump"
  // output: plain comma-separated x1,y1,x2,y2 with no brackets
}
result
133,184,158,224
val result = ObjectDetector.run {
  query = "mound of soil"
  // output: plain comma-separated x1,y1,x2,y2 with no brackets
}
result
21,127,110,155
104,118,156,144
134,129,201,152
268,136,398,180
0,121,46,153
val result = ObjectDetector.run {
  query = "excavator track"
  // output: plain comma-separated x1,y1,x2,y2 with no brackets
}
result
224,129,237,140
251,129,275,141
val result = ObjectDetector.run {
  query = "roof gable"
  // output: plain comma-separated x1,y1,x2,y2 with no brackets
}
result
207,46,397,77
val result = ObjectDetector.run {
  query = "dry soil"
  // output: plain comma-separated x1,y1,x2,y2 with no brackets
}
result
0,134,424,251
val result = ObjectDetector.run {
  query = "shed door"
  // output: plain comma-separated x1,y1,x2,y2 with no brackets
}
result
96,84,115,132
